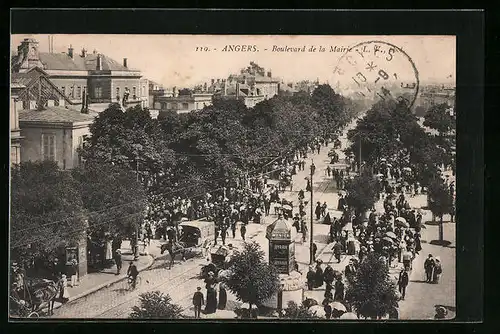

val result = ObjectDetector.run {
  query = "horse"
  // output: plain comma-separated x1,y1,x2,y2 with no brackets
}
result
12,277,61,316
160,242,188,269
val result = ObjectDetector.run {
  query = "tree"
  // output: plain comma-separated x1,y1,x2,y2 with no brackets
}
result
10,161,86,268
427,177,454,242
346,253,399,319
130,291,183,319
282,301,320,319
80,104,176,187
71,162,147,238
345,171,379,217
423,103,455,136
225,242,280,313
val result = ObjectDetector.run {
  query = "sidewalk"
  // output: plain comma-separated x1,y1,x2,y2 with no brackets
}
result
53,240,158,310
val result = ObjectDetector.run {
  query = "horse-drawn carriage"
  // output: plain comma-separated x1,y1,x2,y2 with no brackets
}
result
10,276,62,318
160,219,215,269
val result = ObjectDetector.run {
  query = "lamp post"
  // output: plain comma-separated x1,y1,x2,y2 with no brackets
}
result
133,153,141,261
309,160,315,265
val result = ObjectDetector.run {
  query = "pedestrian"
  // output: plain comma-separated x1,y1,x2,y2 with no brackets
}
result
345,259,357,285
59,274,70,303
127,261,139,289
315,202,322,220
192,287,204,318
333,241,342,263
306,266,315,290
323,263,335,290
402,247,413,272
218,283,227,310
306,179,312,192
301,221,308,243
204,273,217,314
326,165,331,177
398,268,409,300
68,259,79,287
434,306,448,319
334,278,345,301
432,257,442,284
314,260,324,288
231,221,237,239
240,223,246,241
424,254,434,283
113,249,122,275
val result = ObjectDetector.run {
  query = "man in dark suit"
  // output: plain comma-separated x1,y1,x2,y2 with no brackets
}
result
192,287,204,318
398,269,409,300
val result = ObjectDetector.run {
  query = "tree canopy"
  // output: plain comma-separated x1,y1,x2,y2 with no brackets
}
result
423,103,455,135
129,291,183,319
224,242,280,310
345,252,399,319
10,161,87,265
71,162,147,237
345,171,379,216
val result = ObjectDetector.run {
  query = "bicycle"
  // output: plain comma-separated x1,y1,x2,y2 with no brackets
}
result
126,276,141,290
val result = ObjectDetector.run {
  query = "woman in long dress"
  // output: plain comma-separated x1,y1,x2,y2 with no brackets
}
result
204,272,217,314
217,283,227,310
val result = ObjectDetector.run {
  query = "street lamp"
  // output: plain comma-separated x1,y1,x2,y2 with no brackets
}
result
309,160,315,265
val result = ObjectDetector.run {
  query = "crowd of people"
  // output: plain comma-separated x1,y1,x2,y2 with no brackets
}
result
299,153,452,319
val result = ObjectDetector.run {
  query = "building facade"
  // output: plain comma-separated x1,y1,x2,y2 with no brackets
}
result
157,93,213,114
12,38,148,110
10,85,24,166
19,107,94,170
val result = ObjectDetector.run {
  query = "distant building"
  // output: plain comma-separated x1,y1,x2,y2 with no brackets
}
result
148,80,170,110
201,62,281,108
157,89,213,114
11,38,148,112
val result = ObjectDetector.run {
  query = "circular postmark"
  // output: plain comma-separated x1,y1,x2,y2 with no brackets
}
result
333,40,420,109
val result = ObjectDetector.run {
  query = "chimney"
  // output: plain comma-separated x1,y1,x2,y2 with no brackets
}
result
96,54,102,70
267,71,272,78
68,45,74,59
93,49,97,54
211,79,215,85
123,58,128,68
81,48,87,57
217,79,220,84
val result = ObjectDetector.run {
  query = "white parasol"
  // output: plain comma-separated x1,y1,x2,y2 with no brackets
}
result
340,312,358,319
308,305,326,318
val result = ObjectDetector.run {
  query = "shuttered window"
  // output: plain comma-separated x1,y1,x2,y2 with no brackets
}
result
42,134,56,161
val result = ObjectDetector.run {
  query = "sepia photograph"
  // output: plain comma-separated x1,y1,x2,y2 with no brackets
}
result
9,32,457,321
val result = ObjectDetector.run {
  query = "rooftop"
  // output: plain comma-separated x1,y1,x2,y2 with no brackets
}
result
19,106,96,124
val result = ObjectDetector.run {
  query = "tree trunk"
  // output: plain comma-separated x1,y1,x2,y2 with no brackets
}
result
439,216,444,242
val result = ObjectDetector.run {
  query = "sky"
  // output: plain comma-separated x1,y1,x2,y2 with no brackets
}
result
11,34,455,89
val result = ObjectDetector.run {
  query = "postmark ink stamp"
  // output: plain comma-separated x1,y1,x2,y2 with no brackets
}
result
333,40,420,109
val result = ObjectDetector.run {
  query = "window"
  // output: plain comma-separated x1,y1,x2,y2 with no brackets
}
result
42,134,56,161
76,86,81,98
142,85,146,96
133,87,137,99
61,86,65,95
69,86,74,99
172,103,178,109
182,102,189,110
116,87,120,101
78,135,89,149
95,86,102,99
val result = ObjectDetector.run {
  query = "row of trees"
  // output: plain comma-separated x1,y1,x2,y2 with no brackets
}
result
345,100,456,238
11,161,146,268
79,85,363,200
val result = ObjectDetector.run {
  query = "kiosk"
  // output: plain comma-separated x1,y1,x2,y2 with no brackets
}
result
263,215,303,311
